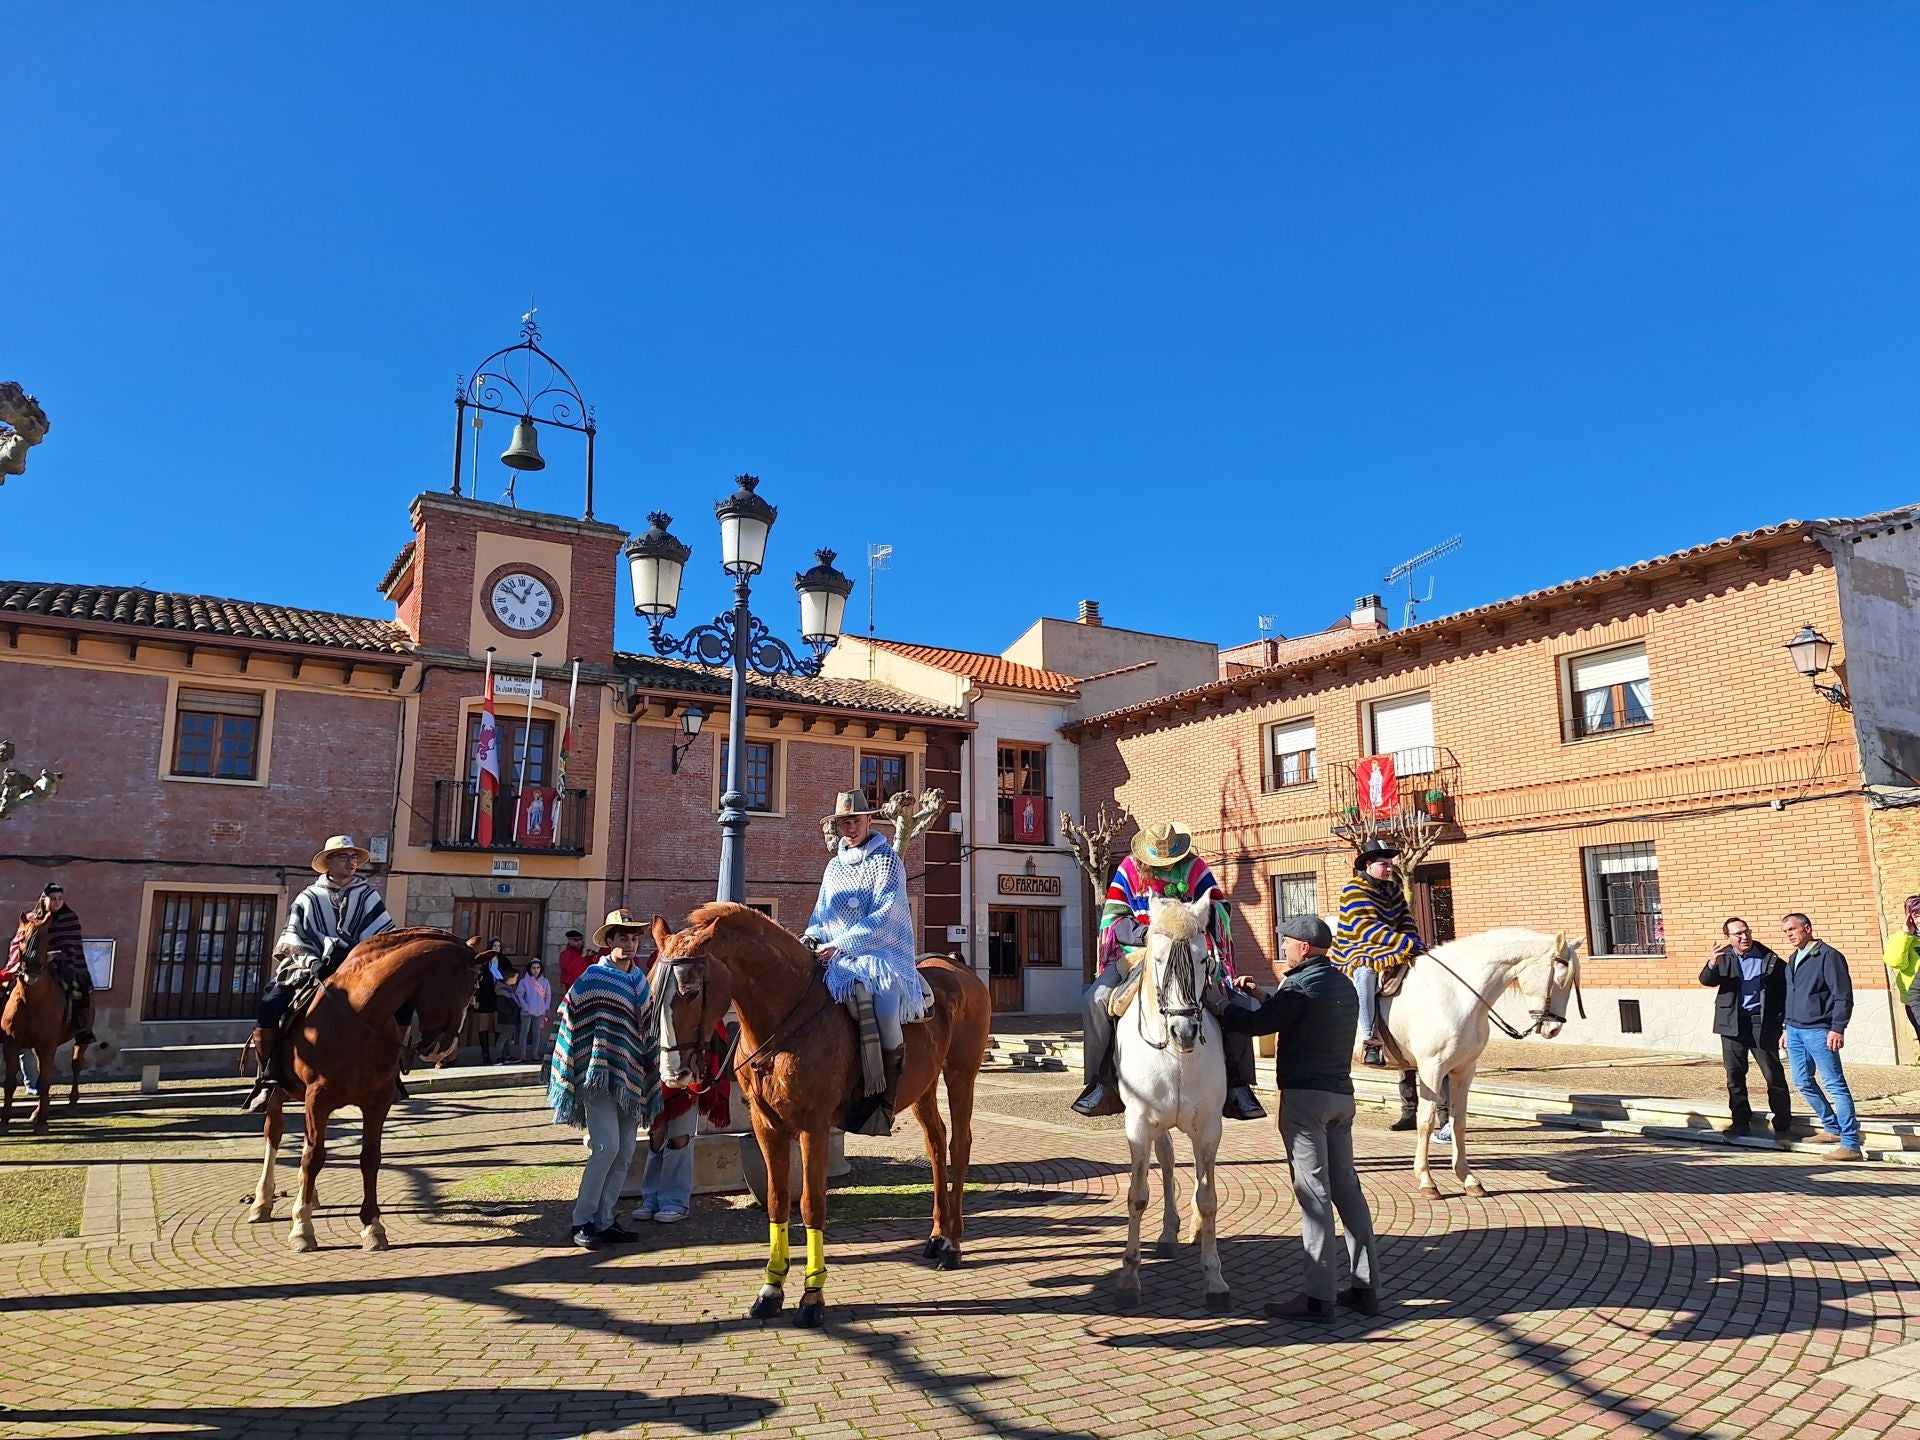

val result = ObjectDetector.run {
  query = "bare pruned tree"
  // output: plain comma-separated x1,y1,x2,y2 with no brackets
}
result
819,788,949,854
1060,802,1131,909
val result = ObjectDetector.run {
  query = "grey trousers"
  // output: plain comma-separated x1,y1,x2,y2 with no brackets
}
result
572,1093,642,1231
1280,1088,1381,1301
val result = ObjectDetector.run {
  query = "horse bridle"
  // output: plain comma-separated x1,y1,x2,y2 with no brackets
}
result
1425,943,1583,1039
1140,936,1205,1052
658,952,810,1087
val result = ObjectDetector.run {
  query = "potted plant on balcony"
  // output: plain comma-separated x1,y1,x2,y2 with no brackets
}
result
1422,788,1447,820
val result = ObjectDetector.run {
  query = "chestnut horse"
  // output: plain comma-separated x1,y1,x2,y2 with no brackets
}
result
247,928,483,1252
1,908,90,1134
653,903,992,1329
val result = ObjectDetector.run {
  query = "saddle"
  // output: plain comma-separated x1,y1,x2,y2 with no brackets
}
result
1365,993,1416,1071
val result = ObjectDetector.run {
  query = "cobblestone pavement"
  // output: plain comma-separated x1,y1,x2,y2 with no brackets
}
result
4,1072,1920,1440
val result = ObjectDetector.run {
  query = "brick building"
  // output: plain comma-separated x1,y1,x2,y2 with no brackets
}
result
0,491,966,1069
1070,506,1920,1063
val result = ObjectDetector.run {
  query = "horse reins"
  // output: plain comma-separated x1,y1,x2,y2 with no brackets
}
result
1139,937,1204,1052
660,954,832,1083
1421,945,1578,1040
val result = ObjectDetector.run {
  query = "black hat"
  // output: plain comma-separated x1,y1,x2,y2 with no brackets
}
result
1353,839,1400,872
565,929,584,941
41,883,63,896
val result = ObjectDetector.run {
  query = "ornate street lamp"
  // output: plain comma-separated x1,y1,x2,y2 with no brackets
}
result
626,475,854,901
451,310,599,519
1784,623,1851,711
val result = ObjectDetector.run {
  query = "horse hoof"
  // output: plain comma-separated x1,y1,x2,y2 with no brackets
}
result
246,1204,275,1224
936,1246,960,1272
1205,1289,1232,1314
1417,1183,1440,1200
1116,1287,1141,1312
1154,1240,1178,1261
922,1236,948,1262
748,1291,785,1321
289,1230,317,1253
1463,1179,1488,1198
361,1225,390,1252
794,1302,826,1329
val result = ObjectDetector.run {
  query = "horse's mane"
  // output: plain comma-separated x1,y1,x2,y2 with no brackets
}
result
682,901,812,959
1146,897,1205,943
1426,927,1569,970
333,926,477,976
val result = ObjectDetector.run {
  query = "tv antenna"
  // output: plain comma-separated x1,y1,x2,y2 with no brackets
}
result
1382,535,1463,628
867,543,893,677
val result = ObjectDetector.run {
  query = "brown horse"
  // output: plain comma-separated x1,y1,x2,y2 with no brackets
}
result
1,908,90,1134
653,903,993,1328
247,928,483,1252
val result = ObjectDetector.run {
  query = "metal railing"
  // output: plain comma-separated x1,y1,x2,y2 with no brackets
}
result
1330,745,1460,834
431,781,589,854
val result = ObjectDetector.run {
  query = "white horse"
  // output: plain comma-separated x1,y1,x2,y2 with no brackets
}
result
1383,927,1583,1199
1113,895,1231,1313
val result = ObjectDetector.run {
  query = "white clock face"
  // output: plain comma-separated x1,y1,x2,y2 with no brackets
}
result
489,572,555,633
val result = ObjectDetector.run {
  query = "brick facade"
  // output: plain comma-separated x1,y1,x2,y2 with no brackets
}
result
1075,518,1915,1063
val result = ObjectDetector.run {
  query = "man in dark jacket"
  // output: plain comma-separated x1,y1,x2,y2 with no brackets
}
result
1780,912,1860,1161
1700,917,1791,1148
1222,914,1382,1320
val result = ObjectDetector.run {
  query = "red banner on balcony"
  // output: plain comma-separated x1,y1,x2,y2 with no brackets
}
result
516,787,557,847
1355,755,1399,819
1010,795,1046,844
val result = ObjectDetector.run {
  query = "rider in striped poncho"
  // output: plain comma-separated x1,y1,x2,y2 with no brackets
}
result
245,834,396,1112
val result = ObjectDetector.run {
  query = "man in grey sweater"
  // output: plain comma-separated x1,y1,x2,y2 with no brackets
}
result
1221,913,1383,1319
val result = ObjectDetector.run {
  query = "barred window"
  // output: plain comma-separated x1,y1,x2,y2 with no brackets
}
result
145,890,275,1021
1583,842,1663,956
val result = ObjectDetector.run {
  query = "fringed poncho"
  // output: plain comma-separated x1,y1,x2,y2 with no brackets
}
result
1098,853,1234,982
806,833,923,1009
547,959,659,1131
1330,872,1423,975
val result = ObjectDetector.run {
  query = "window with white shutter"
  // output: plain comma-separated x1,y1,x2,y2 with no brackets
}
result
1368,692,1435,776
1263,717,1317,791
1567,643,1651,739
1582,842,1663,956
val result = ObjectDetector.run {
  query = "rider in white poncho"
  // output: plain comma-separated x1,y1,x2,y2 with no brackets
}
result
802,791,924,1133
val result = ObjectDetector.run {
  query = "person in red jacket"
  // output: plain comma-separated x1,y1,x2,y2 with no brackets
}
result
557,930,598,994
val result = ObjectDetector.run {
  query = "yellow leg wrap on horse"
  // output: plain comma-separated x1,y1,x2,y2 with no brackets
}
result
764,1221,790,1287
803,1226,827,1291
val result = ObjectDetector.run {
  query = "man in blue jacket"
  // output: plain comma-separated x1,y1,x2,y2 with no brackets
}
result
1780,912,1860,1162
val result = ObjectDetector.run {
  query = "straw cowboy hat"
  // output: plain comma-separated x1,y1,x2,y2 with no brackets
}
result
824,790,880,824
1131,821,1194,870
310,834,373,873
591,908,648,949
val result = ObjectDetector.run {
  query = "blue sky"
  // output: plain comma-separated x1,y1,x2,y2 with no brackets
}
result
9,5,1917,657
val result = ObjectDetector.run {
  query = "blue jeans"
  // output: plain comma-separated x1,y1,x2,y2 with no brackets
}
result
1785,1025,1859,1149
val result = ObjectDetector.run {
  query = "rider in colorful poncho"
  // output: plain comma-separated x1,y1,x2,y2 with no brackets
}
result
1331,837,1435,1132
803,791,923,1136
1070,821,1265,1122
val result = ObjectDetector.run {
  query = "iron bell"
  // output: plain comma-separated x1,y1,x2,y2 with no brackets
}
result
500,416,546,472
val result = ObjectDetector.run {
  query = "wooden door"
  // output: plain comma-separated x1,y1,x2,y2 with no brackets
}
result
1411,864,1455,947
452,899,548,965
986,909,1022,1013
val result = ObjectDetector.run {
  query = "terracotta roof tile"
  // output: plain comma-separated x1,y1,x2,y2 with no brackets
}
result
1074,506,1919,730
0,580,410,654
868,639,1079,694
614,654,966,721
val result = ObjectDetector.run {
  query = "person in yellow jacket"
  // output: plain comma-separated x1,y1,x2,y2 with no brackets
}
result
1884,894,1920,1050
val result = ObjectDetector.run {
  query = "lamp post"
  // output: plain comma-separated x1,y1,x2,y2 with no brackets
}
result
1785,623,1851,711
626,475,854,902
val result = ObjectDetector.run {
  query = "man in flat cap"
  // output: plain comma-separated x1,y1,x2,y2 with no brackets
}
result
1221,913,1383,1321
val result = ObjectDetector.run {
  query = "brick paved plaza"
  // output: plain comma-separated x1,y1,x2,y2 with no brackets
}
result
4,1072,1920,1440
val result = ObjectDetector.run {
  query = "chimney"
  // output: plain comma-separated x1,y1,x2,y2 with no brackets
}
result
1077,599,1103,627
1351,594,1388,631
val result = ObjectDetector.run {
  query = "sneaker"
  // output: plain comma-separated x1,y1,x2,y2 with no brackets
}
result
631,1199,659,1222
1433,1122,1454,1145
1361,1044,1386,1068
1807,1130,1839,1145
1772,1132,1794,1151
1337,1286,1383,1316
597,1223,641,1244
570,1225,605,1250
1388,1114,1417,1132
654,1206,690,1224
1823,1145,1865,1162
1264,1293,1331,1320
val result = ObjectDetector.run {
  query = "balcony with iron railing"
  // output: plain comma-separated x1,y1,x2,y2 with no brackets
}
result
431,781,589,855
1330,745,1461,840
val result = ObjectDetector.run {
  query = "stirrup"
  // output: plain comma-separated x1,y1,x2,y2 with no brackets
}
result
242,1076,278,1114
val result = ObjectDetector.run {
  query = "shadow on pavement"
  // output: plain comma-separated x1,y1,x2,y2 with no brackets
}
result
0,1387,776,1438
